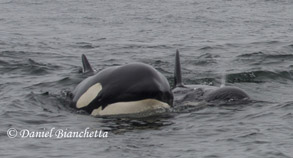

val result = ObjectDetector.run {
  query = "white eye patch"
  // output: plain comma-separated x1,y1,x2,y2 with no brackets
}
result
76,83,102,108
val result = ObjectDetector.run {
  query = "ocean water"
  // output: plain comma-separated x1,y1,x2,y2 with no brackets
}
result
1,0,293,157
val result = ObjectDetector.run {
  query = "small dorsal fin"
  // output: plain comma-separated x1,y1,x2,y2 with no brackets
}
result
81,54,94,73
174,49,184,87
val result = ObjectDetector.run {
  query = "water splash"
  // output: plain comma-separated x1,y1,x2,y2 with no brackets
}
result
220,72,227,87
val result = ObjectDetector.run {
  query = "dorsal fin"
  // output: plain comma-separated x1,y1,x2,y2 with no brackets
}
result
174,49,184,87
81,54,94,73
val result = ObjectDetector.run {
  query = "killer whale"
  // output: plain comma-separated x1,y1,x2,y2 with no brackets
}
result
173,50,250,106
71,54,173,117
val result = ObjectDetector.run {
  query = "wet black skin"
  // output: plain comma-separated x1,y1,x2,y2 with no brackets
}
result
72,55,173,114
173,85,250,106
204,86,249,102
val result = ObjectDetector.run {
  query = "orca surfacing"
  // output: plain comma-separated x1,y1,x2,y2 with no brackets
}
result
173,50,250,106
71,54,173,117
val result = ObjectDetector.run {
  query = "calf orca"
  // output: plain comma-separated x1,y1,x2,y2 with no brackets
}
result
71,54,173,117
173,50,250,106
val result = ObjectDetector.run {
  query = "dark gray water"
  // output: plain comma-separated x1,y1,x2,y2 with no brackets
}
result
1,0,293,157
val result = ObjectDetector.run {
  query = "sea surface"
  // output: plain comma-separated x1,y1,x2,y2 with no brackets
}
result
1,0,293,157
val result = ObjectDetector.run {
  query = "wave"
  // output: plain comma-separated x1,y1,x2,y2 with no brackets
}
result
24,91,73,114
0,57,61,75
238,51,293,59
226,70,293,83
272,101,293,110
0,59,9,66
1,50,43,58
74,42,96,49
182,53,218,66
27,77,71,89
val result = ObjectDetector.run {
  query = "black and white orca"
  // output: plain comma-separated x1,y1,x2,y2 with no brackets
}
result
71,54,173,117
173,50,250,106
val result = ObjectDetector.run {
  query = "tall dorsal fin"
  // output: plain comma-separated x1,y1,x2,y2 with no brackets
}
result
174,49,184,87
81,54,94,73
